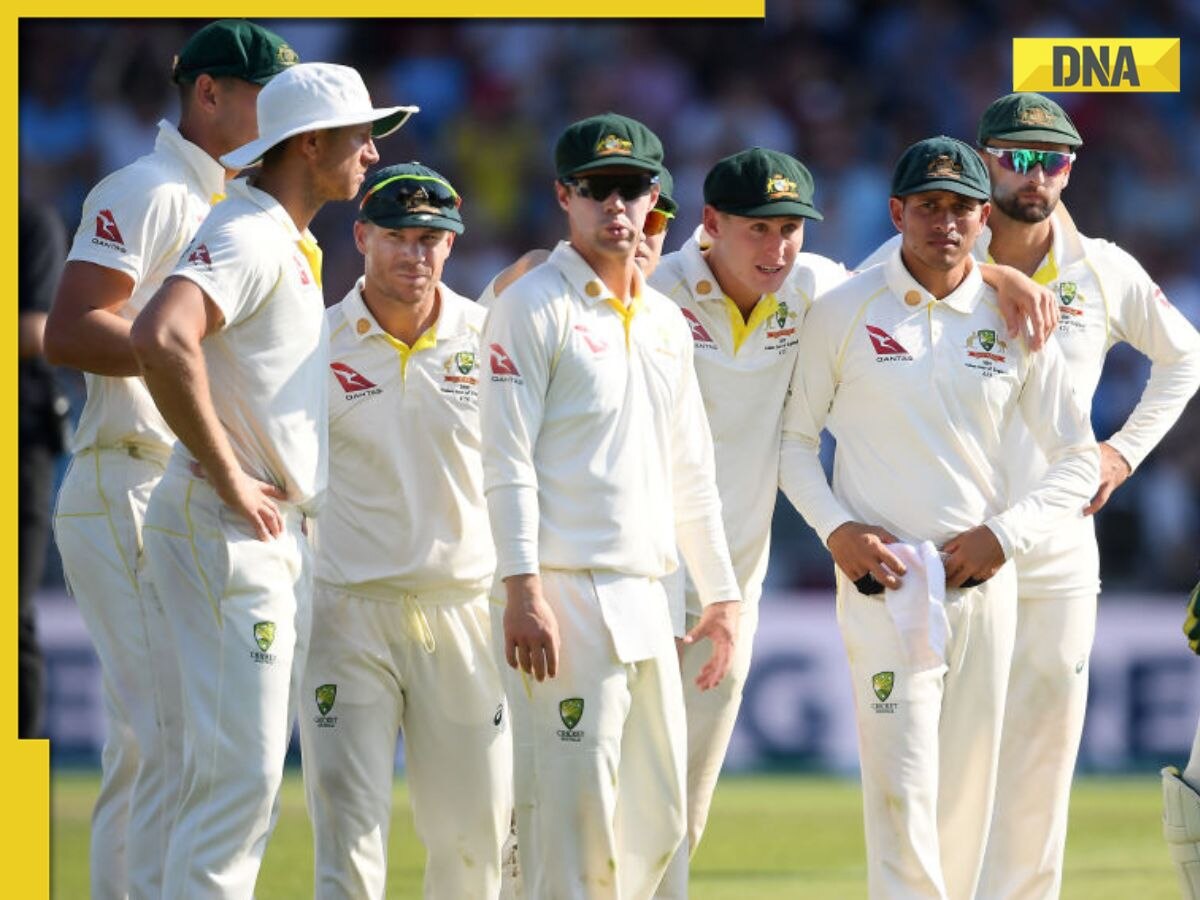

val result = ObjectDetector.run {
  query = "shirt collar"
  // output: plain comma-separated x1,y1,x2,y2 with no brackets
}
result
884,246,987,315
548,241,647,308
225,177,317,246
155,119,226,201
340,277,466,345
976,208,1083,275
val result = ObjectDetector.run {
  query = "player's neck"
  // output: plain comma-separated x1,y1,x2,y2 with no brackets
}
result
177,118,238,183
362,282,440,347
573,244,639,303
900,249,974,300
986,210,1053,279
705,249,761,319
250,163,323,233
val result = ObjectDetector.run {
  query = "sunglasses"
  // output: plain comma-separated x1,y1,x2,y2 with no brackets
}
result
563,172,658,202
361,174,463,213
983,147,1075,177
643,207,674,237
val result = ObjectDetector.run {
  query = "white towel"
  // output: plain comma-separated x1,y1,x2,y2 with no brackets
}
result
884,541,951,671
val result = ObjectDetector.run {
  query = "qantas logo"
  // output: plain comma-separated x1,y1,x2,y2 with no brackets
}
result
681,309,717,348
187,243,212,267
93,210,125,246
294,254,312,286
573,324,608,354
489,343,520,376
330,362,380,397
865,325,911,357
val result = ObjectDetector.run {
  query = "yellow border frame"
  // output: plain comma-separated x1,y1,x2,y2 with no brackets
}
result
9,8,767,896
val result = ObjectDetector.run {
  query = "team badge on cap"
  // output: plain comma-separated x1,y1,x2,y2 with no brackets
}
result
595,134,633,157
926,155,963,179
1017,105,1057,127
765,173,799,200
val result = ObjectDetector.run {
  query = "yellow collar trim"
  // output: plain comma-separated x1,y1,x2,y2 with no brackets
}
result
381,325,439,380
723,293,780,354
985,247,1057,288
296,237,323,289
606,293,644,350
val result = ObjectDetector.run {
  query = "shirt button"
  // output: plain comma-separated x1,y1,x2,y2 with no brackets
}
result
356,318,370,334
904,290,922,307
696,280,713,295
585,281,602,298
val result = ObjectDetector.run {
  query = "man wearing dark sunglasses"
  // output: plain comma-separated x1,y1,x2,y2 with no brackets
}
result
965,93,1200,900
479,112,740,898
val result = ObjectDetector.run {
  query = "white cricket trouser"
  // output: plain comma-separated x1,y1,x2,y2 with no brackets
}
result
497,570,687,900
53,445,182,900
142,462,312,900
839,564,1017,900
977,591,1096,900
655,601,760,900
300,584,512,899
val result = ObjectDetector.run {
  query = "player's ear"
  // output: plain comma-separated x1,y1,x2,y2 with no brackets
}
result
888,197,905,233
554,180,571,212
701,205,721,240
189,73,219,116
979,200,992,228
353,220,369,256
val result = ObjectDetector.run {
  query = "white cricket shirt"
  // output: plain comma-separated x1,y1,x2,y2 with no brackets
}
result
650,234,849,613
169,178,329,513
480,241,739,611
862,220,1200,597
66,120,225,453
780,249,1099,560
316,279,494,601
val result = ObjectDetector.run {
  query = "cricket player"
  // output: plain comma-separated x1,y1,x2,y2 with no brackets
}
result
781,136,1099,899
43,20,296,899
130,63,414,898
862,93,1200,899
1164,579,1200,900
647,147,846,899
298,162,511,899
478,166,679,307
479,112,741,899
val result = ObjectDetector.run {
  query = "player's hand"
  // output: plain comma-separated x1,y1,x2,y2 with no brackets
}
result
941,525,1005,589
1082,442,1131,516
503,574,560,681
683,600,739,691
827,522,906,591
214,469,287,542
1183,580,1200,655
991,264,1059,350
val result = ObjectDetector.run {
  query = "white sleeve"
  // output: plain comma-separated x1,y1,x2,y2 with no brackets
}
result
1102,248,1200,471
669,316,740,606
779,302,856,543
984,339,1100,557
478,288,556,580
170,216,278,328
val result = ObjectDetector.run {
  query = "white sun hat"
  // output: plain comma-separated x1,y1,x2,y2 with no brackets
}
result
221,62,418,170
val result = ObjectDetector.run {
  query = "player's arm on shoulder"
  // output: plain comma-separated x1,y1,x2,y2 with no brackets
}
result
493,249,551,299
978,261,1058,350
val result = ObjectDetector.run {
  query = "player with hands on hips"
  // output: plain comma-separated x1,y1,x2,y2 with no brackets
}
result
131,62,415,899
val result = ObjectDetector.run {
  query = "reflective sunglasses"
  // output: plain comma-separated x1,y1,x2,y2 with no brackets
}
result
563,172,658,202
360,174,463,213
643,207,674,237
983,146,1075,177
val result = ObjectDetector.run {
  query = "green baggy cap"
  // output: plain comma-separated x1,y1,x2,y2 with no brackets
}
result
703,147,823,220
555,112,663,179
891,136,991,201
358,162,464,235
173,20,298,86
977,92,1082,148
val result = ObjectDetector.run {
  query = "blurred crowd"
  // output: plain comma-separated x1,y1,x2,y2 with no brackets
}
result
19,4,1200,593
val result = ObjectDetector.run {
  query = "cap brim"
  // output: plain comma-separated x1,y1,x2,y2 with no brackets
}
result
562,156,660,178
220,104,420,170
986,127,1082,148
718,200,824,221
361,211,464,235
895,180,990,201
655,196,678,215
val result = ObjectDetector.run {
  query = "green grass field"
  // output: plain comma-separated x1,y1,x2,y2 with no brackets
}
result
50,771,1179,898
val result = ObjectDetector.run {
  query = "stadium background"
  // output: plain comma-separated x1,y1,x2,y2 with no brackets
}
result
18,6,1200,895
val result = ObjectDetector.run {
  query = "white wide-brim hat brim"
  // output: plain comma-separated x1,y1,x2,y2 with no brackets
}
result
221,104,419,170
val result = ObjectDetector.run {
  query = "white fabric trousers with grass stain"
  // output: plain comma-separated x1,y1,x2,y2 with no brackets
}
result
54,444,181,900
142,460,312,900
